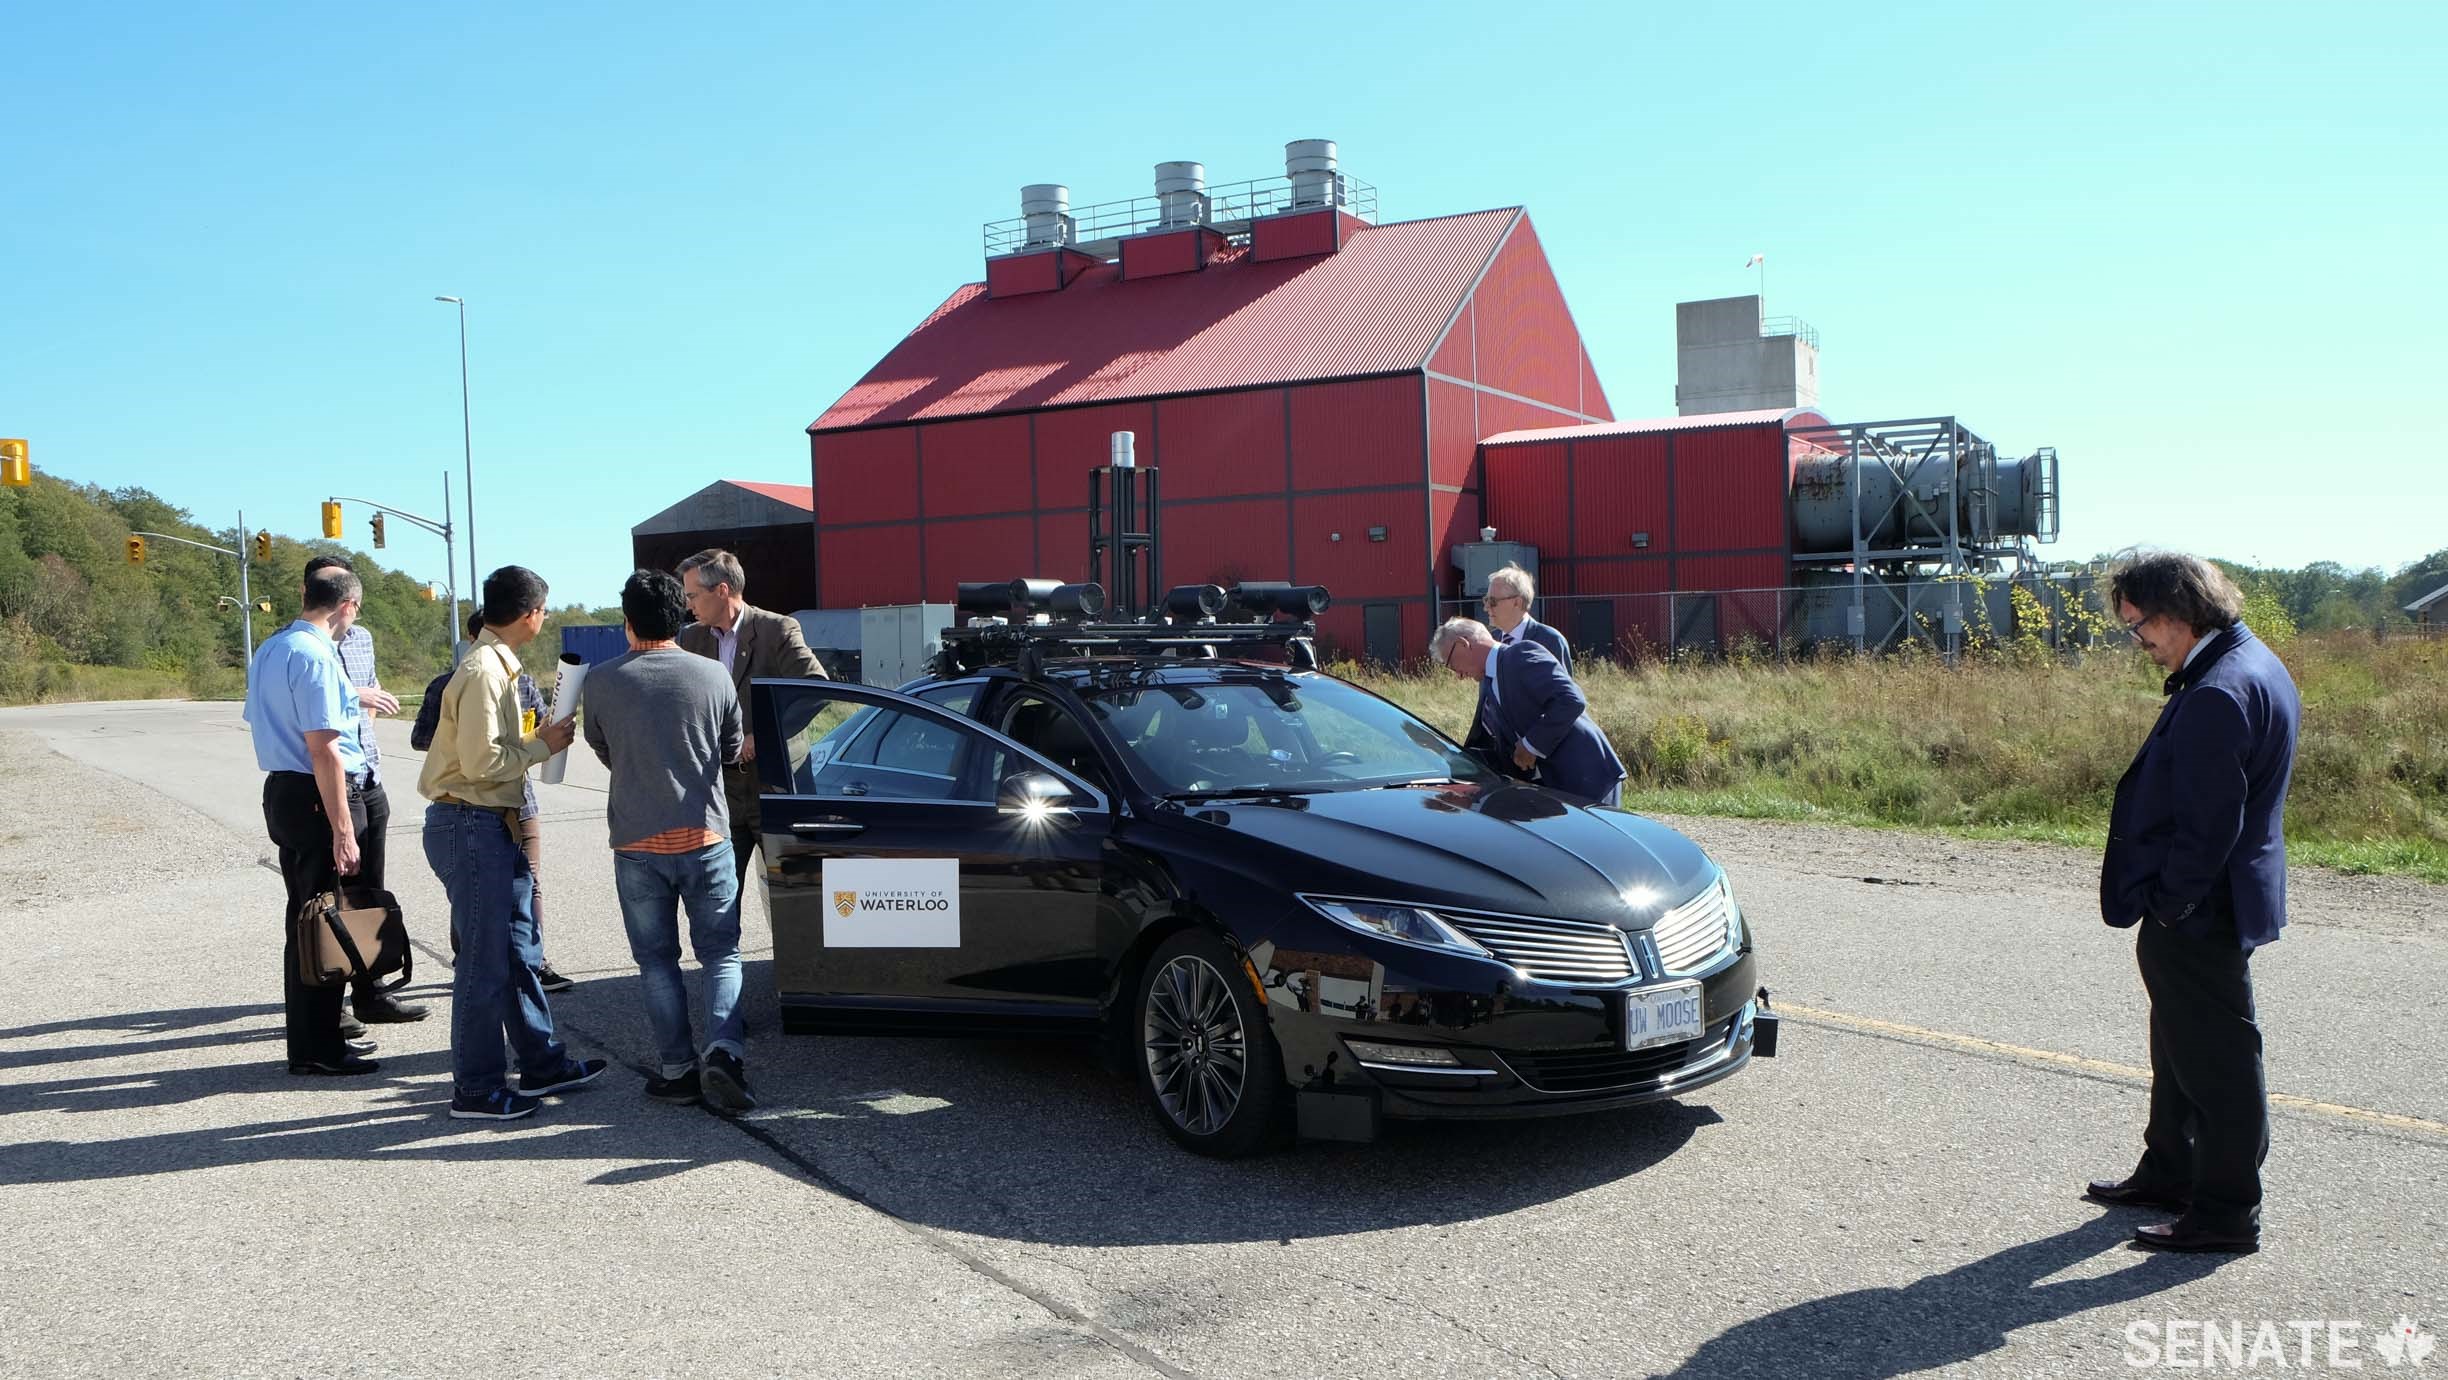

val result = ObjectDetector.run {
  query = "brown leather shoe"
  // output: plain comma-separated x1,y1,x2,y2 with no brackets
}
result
2133,1220,2258,1254
2084,1177,2190,1213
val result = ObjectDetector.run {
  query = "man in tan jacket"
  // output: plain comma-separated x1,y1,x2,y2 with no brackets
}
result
676,549,828,885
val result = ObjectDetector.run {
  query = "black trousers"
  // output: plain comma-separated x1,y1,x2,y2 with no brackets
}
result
2133,918,2270,1232
263,772,371,1063
349,779,391,1002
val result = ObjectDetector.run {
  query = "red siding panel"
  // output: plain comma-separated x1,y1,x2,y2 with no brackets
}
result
1580,345,1614,422
1672,424,1789,552
1288,376,1423,490
1292,490,1427,599
1251,208,1346,262
1483,442,1570,557
1468,218,1583,414
1429,302,1474,381
985,252,1063,298
1673,552,1789,592
1428,378,1480,489
1155,390,1286,500
818,522,922,608
1430,489,1480,596
1570,557,1674,596
1121,228,1222,280
920,514,1035,596
814,427,919,525
918,414,1032,518
1033,510,1090,584
1573,435,1671,562
1034,402,1156,511
1164,498,1290,588
1475,392,1581,441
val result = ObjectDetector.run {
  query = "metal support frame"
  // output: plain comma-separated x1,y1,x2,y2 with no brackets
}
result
1088,465,1162,622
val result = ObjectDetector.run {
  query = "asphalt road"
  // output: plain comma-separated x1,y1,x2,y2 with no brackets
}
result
2,699,2441,1379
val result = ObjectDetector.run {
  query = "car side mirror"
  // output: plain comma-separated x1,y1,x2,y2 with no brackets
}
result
998,771,1079,814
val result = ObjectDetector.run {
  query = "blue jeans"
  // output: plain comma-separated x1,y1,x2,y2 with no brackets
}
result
425,802,567,1097
612,843,743,1079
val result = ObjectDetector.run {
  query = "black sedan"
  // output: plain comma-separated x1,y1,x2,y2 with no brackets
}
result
748,658,1773,1157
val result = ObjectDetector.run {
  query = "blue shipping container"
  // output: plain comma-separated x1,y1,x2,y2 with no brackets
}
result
558,624,629,666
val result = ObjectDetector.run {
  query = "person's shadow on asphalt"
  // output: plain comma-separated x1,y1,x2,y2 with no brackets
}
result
1650,1214,2234,1379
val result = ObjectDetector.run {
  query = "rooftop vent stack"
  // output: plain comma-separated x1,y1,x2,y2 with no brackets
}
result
1286,139,1341,209
1154,162,1208,228
1020,184,1073,249
1110,430,1136,468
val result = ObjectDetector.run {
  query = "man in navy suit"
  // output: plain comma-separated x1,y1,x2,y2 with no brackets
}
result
1466,566,1573,772
1430,618,1625,806
2084,552,2299,1256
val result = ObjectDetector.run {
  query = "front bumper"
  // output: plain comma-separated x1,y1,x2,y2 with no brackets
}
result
1264,945,1769,1123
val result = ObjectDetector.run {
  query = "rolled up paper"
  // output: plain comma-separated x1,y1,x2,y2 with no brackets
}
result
539,652,587,785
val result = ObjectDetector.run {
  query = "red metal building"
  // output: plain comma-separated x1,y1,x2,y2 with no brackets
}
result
1480,409,1830,656
807,201,1612,660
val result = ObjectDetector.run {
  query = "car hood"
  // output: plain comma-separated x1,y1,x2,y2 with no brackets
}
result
1168,781,1716,928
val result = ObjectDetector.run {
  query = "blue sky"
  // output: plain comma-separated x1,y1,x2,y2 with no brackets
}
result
5,1,2442,609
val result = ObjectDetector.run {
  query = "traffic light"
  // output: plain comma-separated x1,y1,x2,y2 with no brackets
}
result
255,600,273,613
254,530,271,561
371,513,386,549
321,501,342,540
0,438,27,488
420,584,439,602
126,535,146,566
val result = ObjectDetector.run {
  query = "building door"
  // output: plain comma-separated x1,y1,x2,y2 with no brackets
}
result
1362,603,1402,666
1570,599,1617,664
1674,594,1721,655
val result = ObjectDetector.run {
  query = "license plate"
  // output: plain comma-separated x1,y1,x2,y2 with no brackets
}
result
1623,981,1705,1051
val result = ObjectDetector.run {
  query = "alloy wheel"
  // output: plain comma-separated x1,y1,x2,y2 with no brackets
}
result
1142,954,1249,1136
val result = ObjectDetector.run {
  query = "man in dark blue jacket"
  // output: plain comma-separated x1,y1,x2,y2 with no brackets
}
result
1431,618,1625,806
2085,552,2299,1256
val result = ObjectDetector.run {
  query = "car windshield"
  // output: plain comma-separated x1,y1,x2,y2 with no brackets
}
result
1079,672,1497,796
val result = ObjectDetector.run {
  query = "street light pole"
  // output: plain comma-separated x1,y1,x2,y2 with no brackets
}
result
434,294,475,601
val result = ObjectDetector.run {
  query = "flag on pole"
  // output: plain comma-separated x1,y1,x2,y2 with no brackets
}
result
1745,254,1765,268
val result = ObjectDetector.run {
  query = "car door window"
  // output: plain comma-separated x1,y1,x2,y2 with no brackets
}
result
789,700,990,803
994,694,1111,797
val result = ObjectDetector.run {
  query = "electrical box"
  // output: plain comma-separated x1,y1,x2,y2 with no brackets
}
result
1450,541,1540,599
859,603,955,689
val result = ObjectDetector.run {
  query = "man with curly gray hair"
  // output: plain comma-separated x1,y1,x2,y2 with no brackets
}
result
2084,549,2299,1256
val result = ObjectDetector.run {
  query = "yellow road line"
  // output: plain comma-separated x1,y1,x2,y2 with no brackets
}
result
1780,1002,2448,1141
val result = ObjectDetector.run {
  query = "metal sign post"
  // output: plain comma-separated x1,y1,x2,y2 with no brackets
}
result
327,478,458,655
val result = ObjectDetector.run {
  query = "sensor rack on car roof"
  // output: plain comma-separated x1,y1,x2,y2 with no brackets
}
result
935,577,1332,678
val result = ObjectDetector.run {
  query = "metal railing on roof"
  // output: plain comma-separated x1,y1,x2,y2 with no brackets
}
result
1760,315,1820,350
984,172,1379,259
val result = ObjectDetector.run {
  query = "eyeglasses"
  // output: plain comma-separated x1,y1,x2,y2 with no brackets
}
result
2123,615,2150,637
1482,593,1523,607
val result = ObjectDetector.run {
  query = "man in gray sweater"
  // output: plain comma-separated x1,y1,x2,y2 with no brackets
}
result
581,570,756,1113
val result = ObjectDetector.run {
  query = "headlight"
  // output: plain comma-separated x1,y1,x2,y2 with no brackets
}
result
1721,873,1746,949
1300,896,1491,958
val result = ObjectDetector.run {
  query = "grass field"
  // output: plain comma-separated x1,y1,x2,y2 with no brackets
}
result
1339,631,2448,883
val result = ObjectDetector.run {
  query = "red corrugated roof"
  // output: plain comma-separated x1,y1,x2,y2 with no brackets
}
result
810,209,1522,432
727,480,814,510
1480,407,1827,446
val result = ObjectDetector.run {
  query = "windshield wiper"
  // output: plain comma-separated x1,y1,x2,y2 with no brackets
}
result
1164,784,1339,802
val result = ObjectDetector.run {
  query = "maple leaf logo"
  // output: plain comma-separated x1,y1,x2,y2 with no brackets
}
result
2376,1316,2436,1368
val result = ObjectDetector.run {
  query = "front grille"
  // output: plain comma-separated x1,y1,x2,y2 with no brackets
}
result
1651,879,1736,974
1502,1017,1735,1093
1443,913,1634,984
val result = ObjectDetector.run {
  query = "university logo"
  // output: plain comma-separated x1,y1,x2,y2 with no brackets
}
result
832,891,859,919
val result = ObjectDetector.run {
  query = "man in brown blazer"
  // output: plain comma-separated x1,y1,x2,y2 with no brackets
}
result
676,548,829,885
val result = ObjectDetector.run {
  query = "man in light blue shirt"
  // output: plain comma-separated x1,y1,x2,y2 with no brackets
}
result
244,564,382,1076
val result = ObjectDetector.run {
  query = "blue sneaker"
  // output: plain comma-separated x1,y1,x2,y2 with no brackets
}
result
518,1057,608,1098
449,1088,542,1121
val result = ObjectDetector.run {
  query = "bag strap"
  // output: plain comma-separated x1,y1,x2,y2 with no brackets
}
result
320,899,375,980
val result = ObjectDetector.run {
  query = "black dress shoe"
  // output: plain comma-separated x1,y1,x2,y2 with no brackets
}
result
2084,1177,2190,1213
337,1015,369,1040
288,1056,382,1077
2133,1220,2259,1255
354,994,430,1023
345,1038,378,1056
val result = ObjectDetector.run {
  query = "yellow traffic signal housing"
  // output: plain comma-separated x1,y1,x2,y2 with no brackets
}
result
255,600,273,613
421,584,439,601
126,535,147,565
0,438,27,487
321,501,343,540
254,530,271,560
371,513,387,549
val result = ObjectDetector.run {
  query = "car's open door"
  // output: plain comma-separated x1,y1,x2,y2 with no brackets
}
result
749,679,1112,1035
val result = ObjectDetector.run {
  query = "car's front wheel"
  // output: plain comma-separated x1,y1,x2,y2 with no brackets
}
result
1134,930,1286,1157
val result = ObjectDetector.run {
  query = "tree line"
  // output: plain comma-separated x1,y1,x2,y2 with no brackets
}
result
2,472,612,703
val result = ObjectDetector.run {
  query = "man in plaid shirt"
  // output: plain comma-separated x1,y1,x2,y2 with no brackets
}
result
303,557,430,1026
